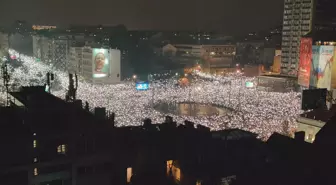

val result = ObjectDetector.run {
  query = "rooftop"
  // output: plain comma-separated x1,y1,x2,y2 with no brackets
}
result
304,30,336,42
259,74,297,80
300,105,336,123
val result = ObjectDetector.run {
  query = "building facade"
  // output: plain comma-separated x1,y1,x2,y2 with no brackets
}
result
0,32,9,52
281,0,336,76
161,44,236,69
32,35,70,71
281,0,314,76
69,46,121,84
235,41,265,65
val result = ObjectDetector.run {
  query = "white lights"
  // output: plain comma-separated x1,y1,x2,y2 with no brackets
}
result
34,168,38,176
57,144,67,154
3,50,302,140
33,140,37,148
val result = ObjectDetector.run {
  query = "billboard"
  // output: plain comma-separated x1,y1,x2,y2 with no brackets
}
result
298,38,312,87
317,46,334,90
92,48,110,78
331,48,336,89
136,82,149,90
310,46,321,88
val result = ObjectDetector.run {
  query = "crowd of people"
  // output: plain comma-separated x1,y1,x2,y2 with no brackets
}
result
1,50,302,139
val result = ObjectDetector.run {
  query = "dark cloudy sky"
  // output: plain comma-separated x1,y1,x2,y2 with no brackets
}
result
0,0,283,34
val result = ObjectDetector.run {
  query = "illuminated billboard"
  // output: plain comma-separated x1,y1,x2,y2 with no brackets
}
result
298,38,312,87
136,82,149,90
245,82,254,88
92,48,110,78
331,48,336,89
310,46,321,88
317,46,334,90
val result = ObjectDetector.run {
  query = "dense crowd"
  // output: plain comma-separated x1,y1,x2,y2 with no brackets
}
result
1,50,302,139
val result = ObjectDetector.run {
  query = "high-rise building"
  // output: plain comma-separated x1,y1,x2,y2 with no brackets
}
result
281,0,336,76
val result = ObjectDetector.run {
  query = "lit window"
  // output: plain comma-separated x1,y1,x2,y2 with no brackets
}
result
34,168,38,176
57,144,67,154
33,140,37,148
167,160,173,175
127,167,132,183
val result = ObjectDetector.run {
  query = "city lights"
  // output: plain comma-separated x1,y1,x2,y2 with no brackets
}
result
2,49,302,140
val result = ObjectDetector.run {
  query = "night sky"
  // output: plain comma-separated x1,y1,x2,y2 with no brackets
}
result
0,0,283,34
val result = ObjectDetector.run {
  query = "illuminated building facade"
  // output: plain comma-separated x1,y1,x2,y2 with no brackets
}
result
69,46,121,84
281,0,314,76
32,25,57,30
162,44,236,72
32,35,70,71
281,0,336,76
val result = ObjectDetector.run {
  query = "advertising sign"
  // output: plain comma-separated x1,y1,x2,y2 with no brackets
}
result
92,48,110,78
317,46,334,90
331,48,336,89
245,82,254,88
136,82,149,90
310,46,321,88
298,38,312,87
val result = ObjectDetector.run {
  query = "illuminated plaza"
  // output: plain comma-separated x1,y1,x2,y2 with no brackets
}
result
1,50,303,139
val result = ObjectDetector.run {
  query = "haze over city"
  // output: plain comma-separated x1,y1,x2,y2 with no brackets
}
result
0,0,284,34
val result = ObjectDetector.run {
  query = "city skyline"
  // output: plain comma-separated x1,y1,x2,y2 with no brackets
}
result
0,0,283,35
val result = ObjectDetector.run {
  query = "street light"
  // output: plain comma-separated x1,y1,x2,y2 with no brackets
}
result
132,75,137,79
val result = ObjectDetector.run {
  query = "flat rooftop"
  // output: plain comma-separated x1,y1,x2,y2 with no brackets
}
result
300,106,336,123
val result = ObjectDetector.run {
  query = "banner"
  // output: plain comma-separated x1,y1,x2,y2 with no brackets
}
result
316,46,334,90
310,46,321,88
331,48,336,89
92,48,110,78
298,38,312,87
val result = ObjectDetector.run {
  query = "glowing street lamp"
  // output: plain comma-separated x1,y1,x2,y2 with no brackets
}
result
132,75,137,79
